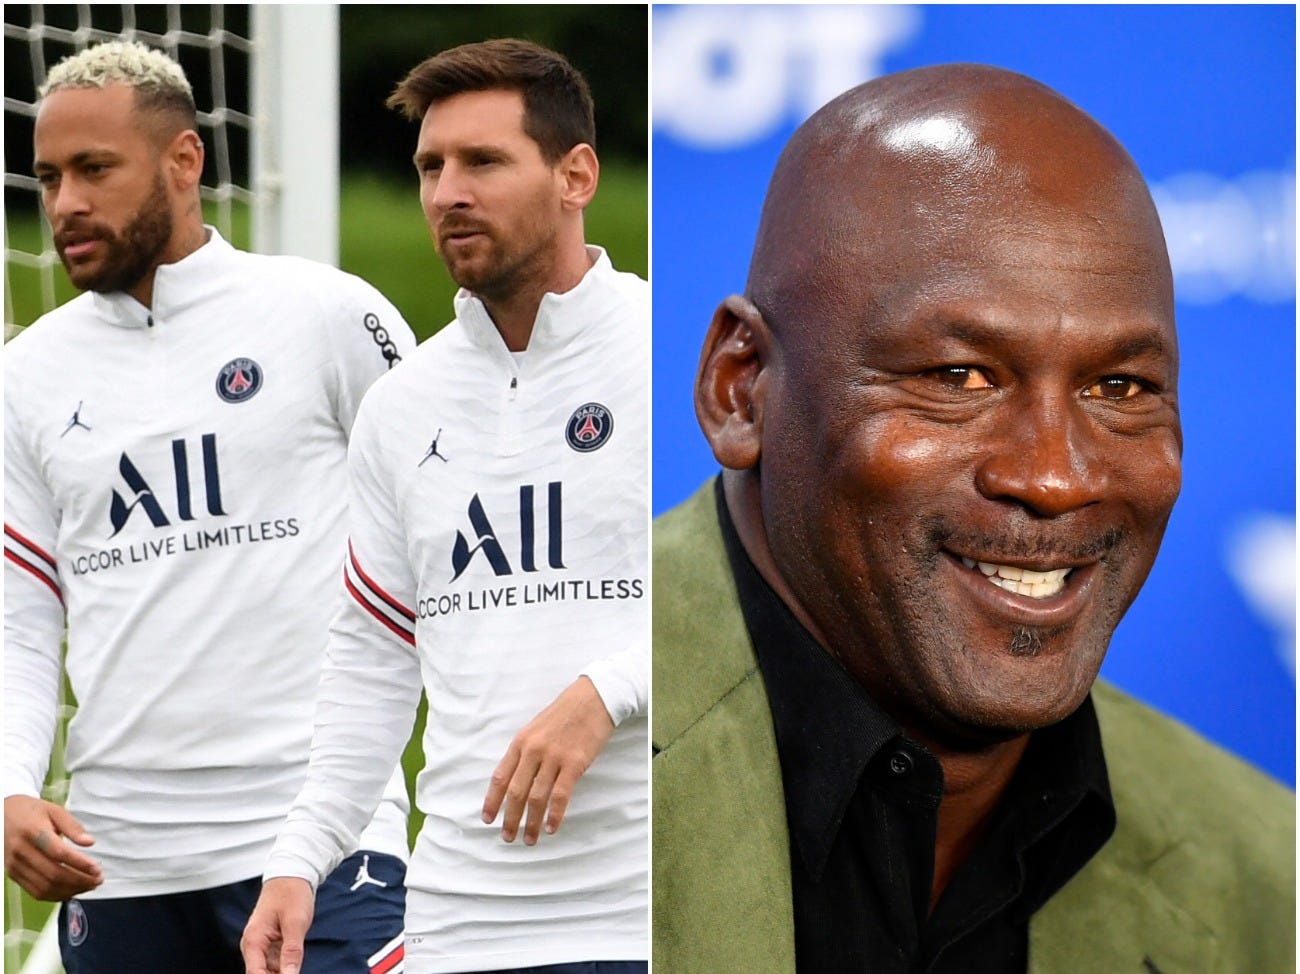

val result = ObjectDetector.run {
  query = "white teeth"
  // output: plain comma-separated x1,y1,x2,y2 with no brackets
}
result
960,557,1071,599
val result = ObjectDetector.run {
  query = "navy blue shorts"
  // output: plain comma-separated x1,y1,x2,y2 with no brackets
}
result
58,850,406,974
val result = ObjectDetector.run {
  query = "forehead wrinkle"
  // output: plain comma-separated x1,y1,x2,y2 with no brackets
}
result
908,311,1172,356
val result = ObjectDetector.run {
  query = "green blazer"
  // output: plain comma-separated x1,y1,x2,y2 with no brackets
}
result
653,483,1295,974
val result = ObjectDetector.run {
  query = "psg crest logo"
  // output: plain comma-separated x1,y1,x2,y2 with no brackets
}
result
67,899,89,947
565,402,613,453
215,357,263,403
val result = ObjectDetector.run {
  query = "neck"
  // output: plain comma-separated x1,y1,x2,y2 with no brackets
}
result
924,732,1030,913
128,217,209,309
480,240,593,352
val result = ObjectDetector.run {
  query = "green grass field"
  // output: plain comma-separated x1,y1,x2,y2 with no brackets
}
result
2,164,647,970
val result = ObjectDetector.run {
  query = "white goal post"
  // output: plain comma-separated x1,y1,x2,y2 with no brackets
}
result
2,6,338,972
252,4,339,266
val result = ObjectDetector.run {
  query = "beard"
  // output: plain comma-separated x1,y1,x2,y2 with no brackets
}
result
55,170,173,295
433,184,560,304
438,227,555,304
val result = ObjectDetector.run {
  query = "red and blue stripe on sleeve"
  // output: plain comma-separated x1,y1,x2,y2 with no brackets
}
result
3,524,64,607
343,541,415,646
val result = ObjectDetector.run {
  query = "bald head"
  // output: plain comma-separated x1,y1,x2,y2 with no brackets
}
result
746,63,1172,332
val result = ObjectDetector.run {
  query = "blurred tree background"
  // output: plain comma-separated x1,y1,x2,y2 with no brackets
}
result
341,5,647,176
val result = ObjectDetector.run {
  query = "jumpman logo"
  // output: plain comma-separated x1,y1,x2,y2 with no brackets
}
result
61,401,92,437
349,854,388,891
419,428,449,467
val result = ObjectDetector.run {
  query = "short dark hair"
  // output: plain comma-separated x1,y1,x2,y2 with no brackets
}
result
387,38,595,162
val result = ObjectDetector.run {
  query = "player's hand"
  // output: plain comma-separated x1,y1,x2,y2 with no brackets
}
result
241,877,315,974
482,675,616,845
3,795,102,900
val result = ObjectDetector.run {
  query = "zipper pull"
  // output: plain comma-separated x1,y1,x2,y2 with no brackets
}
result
147,315,154,328
509,375,518,401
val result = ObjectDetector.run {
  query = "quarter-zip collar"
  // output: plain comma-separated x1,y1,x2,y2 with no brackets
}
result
453,245,622,359
89,226,234,330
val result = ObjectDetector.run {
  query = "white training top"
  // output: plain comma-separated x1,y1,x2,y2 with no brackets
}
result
267,248,649,973
4,230,415,898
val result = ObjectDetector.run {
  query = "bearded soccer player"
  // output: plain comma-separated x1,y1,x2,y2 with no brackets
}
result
4,42,415,974
242,39,649,974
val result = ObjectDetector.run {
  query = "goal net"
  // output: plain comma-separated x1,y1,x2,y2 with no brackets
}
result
3,6,336,970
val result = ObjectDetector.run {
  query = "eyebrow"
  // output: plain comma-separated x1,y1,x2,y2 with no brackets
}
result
413,142,511,165
33,148,118,173
1098,333,1171,361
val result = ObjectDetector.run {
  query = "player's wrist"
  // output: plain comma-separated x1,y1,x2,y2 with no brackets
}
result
261,875,314,893
262,852,324,892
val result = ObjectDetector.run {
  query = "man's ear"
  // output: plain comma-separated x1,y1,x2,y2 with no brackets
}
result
695,295,774,471
558,143,599,211
164,129,205,193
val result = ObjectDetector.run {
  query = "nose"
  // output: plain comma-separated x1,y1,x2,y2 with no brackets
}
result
48,174,91,224
974,387,1108,517
426,161,472,213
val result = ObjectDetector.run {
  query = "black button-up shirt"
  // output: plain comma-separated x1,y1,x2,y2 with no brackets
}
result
715,480,1116,973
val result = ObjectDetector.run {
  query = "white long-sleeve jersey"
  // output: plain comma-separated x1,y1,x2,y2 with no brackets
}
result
266,248,649,973
4,230,415,898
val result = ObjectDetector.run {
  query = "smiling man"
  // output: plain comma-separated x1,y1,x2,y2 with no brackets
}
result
652,64,1293,973
243,39,648,974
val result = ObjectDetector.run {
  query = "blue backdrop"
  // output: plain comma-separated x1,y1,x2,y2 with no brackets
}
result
651,4,1296,785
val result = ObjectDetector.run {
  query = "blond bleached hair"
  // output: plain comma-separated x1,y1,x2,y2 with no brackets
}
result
40,40,196,130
